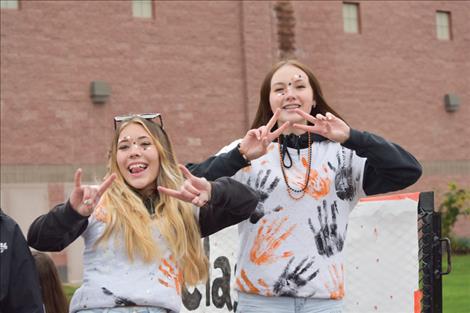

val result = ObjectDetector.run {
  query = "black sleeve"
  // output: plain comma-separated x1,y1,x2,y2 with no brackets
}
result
198,177,259,237
186,146,250,180
342,129,422,196
0,212,45,313
27,201,89,252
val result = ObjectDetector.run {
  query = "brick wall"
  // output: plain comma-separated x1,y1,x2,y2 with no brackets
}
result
1,0,469,242
1,1,253,167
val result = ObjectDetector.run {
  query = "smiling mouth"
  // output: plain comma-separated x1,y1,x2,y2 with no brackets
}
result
282,104,301,110
128,163,148,174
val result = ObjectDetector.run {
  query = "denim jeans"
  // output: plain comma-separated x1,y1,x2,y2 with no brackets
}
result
77,307,168,313
236,293,343,313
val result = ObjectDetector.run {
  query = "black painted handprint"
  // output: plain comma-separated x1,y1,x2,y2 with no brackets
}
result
246,169,280,224
102,287,136,306
329,148,356,201
273,256,319,296
308,200,346,257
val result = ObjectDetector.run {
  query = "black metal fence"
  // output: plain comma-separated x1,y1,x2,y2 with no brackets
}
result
418,191,452,313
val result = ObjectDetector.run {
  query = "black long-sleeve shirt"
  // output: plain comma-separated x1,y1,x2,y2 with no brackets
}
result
187,129,422,196
0,209,45,313
28,177,258,252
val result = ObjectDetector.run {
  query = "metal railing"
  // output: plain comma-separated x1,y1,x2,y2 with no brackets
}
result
418,191,452,313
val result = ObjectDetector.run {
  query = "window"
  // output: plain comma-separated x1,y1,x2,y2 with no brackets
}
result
0,0,18,9
343,2,360,34
436,11,451,40
132,0,153,18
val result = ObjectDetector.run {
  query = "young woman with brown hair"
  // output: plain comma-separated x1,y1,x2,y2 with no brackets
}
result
188,59,422,313
32,251,69,313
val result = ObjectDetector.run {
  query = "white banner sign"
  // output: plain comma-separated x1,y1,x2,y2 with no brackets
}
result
181,193,420,313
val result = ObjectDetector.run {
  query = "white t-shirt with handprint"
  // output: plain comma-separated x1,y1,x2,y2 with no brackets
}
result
69,210,184,313
228,140,366,299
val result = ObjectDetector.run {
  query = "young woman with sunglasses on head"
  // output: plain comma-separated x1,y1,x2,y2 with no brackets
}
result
188,60,422,313
27,115,258,313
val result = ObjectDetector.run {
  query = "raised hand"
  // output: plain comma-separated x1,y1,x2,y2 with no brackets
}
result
69,168,116,217
157,165,211,207
292,109,350,144
239,109,290,161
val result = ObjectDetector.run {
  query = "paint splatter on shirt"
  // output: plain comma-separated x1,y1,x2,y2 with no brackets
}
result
69,215,182,313
230,140,366,299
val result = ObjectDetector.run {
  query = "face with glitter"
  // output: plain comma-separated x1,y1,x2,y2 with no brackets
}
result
116,123,160,196
269,64,314,126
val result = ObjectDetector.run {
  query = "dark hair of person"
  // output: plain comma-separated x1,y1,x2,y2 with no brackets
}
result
32,251,69,313
251,59,345,129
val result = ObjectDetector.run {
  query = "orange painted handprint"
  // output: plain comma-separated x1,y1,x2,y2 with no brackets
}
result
235,269,272,296
158,255,183,295
92,205,108,223
293,157,331,199
250,216,297,265
324,263,344,299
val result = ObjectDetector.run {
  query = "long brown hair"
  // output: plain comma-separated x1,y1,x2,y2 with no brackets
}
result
32,251,69,313
251,59,345,129
98,117,208,285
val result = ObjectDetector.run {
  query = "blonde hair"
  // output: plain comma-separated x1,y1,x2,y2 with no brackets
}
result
97,117,208,285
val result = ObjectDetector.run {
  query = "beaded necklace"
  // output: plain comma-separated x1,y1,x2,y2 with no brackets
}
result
277,132,312,200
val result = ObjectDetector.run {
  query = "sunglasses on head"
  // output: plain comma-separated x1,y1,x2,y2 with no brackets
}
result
113,113,164,130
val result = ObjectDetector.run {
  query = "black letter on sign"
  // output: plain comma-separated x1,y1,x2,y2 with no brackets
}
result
204,237,211,306
233,263,238,312
212,256,232,310
182,285,202,311
182,237,211,310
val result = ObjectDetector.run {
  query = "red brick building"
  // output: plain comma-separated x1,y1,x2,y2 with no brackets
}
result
1,1,469,281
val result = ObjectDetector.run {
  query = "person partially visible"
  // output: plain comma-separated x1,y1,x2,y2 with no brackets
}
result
32,251,69,313
0,208,45,313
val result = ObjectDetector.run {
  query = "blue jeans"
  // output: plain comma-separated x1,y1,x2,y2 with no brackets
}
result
236,293,343,313
77,307,168,313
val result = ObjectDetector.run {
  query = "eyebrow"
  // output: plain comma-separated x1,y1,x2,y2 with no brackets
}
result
271,78,305,87
118,135,150,144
